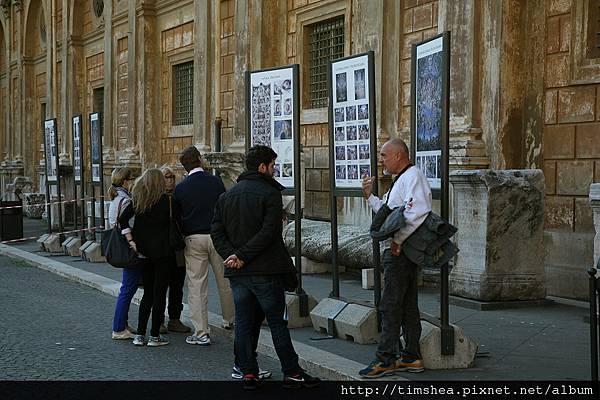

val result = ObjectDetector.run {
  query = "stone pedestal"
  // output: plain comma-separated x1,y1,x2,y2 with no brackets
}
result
449,170,545,301
590,184,600,270
420,322,478,369
44,234,63,253
24,193,45,218
284,293,318,328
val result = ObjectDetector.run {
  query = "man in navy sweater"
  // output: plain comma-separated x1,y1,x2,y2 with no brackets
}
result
174,146,235,346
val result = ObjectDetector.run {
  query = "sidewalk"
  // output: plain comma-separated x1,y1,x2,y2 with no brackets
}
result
0,218,593,381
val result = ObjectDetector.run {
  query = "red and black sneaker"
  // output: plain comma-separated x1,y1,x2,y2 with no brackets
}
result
243,373,262,391
283,371,321,389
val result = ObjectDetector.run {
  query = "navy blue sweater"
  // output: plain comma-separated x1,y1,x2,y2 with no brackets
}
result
173,171,225,236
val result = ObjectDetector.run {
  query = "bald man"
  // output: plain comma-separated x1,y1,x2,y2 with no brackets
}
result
359,138,432,378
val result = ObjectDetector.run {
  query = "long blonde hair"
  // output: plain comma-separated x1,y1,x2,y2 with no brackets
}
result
131,168,165,214
108,167,133,200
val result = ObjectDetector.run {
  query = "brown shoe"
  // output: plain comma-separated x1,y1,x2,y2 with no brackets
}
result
167,319,192,333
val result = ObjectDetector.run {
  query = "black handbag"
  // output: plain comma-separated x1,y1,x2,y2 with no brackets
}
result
168,196,186,251
105,199,140,268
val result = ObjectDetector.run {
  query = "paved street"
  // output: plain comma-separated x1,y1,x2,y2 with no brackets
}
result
0,255,281,380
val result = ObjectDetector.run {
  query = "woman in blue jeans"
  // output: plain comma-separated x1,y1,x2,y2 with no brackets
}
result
108,167,140,340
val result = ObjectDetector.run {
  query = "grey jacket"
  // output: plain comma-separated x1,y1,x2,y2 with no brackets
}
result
370,206,459,268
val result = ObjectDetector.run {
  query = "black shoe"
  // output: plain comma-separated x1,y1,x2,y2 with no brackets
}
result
243,374,262,391
283,371,321,388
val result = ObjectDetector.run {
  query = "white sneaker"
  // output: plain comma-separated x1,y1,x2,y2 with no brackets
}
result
231,364,272,380
132,334,146,346
186,333,211,346
222,321,234,330
112,329,135,340
147,335,170,347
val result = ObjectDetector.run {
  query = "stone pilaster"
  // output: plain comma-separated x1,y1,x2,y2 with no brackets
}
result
59,0,70,164
121,0,140,167
230,0,249,152
590,184,600,270
449,169,546,301
193,0,212,152
438,0,489,170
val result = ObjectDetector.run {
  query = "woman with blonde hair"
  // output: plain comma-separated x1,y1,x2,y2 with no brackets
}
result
157,166,191,334
118,168,174,346
108,167,140,340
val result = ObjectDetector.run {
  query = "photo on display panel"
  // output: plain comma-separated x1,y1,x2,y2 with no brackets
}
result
347,145,357,161
358,124,369,140
282,163,293,178
336,72,348,103
274,164,281,177
336,165,347,180
346,105,356,121
358,104,369,120
425,155,436,178
360,165,371,179
335,127,345,142
347,164,358,180
274,119,292,140
274,99,282,116
284,98,292,116
416,52,443,152
359,144,369,160
335,145,346,161
354,68,366,100
346,125,357,141
335,107,345,122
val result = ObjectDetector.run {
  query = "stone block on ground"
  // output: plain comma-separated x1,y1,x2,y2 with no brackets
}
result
79,240,94,259
44,234,62,253
37,233,50,250
361,268,384,290
310,297,348,336
420,322,478,369
334,303,378,344
285,292,318,328
64,237,82,257
450,170,546,301
82,242,105,263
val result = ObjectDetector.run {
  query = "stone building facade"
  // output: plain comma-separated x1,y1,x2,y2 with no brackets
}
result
0,0,598,299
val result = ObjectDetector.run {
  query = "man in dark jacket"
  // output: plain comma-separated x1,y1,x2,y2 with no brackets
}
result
211,145,320,390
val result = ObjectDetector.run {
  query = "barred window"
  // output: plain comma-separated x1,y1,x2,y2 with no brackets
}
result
172,61,194,126
307,17,345,108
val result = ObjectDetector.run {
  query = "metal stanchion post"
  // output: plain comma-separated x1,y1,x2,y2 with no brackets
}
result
590,267,598,382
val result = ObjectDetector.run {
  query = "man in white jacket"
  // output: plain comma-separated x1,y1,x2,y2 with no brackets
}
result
359,138,432,378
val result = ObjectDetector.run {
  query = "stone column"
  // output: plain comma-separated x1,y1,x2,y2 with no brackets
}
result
193,0,212,152
102,0,113,151
438,0,488,170
59,0,70,164
229,0,249,152
449,170,545,301
14,0,23,164
590,184,600,270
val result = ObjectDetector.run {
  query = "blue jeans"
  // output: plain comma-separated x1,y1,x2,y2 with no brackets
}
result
112,267,142,332
229,275,300,376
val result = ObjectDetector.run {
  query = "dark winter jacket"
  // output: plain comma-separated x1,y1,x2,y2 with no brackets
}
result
210,170,295,277
118,194,172,259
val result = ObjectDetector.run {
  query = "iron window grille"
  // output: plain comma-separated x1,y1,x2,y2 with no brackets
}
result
172,61,194,126
307,16,345,109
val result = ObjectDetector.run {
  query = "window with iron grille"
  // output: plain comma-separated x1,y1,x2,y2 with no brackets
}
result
307,16,345,109
172,61,194,126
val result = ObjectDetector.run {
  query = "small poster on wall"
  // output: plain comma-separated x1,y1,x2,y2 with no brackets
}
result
330,53,373,189
43,119,58,183
90,112,102,184
413,35,446,191
72,115,83,183
248,66,298,189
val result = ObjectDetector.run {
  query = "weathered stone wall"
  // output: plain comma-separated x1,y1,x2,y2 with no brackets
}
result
543,0,600,299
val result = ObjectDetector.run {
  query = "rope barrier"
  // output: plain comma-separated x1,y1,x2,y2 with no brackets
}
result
0,226,101,245
0,197,96,210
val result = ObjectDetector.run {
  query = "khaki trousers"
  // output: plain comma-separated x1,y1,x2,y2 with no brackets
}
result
184,234,235,336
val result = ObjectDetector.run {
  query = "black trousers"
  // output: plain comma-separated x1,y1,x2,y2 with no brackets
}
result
137,257,170,337
162,253,186,321
375,249,422,364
